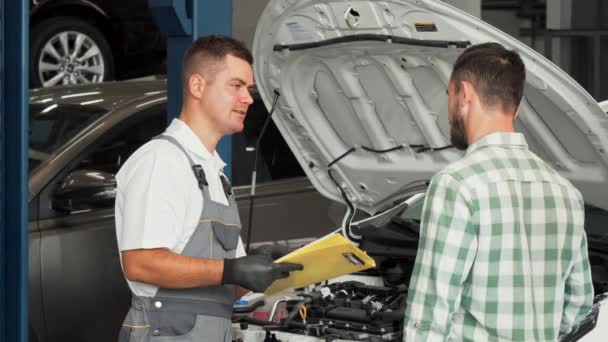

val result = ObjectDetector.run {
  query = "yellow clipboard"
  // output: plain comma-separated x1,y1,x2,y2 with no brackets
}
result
264,233,376,295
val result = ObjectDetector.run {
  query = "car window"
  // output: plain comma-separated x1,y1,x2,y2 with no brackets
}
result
76,107,167,176
232,95,305,186
39,105,168,219
29,103,107,172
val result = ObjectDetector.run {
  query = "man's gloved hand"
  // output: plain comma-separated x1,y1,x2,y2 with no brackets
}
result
222,254,303,293
249,244,294,260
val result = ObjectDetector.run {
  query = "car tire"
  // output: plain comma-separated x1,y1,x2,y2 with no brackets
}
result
30,17,114,88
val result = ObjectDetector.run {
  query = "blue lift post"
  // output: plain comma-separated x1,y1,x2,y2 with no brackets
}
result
0,0,29,342
148,0,234,179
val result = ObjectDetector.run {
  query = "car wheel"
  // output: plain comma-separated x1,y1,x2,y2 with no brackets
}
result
30,17,114,88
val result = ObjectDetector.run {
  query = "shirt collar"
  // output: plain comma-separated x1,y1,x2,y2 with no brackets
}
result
465,132,528,156
165,118,226,169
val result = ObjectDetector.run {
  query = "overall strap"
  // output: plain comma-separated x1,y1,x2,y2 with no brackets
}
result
154,135,208,189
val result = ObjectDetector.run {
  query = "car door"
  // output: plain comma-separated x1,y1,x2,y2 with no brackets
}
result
36,105,166,342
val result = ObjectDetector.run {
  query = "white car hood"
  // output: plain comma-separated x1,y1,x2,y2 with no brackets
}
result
253,0,608,213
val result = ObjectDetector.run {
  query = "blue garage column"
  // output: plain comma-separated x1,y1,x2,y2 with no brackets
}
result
149,0,234,179
0,0,29,342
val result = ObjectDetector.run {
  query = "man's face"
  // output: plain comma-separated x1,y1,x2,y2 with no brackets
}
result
447,81,469,150
200,54,254,135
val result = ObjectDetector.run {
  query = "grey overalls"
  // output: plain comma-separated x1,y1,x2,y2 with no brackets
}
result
118,135,241,342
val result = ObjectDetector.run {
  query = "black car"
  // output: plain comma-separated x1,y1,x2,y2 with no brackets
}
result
27,79,339,342
29,0,166,87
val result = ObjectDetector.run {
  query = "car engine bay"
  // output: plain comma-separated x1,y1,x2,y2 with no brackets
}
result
231,207,608,342
234,279,406,342
232,215,421,342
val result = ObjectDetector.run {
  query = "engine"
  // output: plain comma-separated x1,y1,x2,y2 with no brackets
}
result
232,214,421,341
234,280,407,342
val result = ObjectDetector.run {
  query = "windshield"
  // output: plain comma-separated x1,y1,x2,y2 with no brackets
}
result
29,103,107,172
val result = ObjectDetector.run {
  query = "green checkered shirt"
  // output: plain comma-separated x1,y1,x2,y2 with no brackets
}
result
404,132,593,341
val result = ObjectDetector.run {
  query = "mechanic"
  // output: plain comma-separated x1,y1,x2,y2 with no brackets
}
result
403,42,593,341
115,35,302,342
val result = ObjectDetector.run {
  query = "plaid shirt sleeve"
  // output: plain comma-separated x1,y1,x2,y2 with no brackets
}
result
404,173,478,341
560,230,594,336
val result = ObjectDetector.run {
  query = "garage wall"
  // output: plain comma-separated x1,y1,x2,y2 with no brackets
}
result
233,0,269,49
547,0,607,101
570,0,608,101
443,0,481,18
482,9,545,54
571,0,608,29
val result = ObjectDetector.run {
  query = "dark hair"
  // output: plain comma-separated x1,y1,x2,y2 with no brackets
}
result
451,42,525,113
182,35,253,88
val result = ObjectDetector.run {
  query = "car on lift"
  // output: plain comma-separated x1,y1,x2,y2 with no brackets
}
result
29,0,166,87
27,79,339,342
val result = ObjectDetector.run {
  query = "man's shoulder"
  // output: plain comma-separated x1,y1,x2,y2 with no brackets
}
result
437,153,483,183
116,137,190,183
434,150,510,197
526,153,583,197
439,148,584,201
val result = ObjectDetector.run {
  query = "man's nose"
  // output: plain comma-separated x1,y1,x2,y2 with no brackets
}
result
242,90,254,105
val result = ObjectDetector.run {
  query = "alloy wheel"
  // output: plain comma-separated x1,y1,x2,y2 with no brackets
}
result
38,31,106,87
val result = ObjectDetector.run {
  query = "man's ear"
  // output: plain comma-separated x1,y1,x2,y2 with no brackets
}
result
460,80,476,104
188,73,206,99
458,80,476,117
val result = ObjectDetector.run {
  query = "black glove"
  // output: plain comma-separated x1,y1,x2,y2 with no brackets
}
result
222,254,303,293
249,244,294,260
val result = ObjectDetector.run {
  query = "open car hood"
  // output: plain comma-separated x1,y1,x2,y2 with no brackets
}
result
253,0,608,213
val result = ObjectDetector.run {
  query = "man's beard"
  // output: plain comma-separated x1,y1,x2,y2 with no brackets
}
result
450,112,469,150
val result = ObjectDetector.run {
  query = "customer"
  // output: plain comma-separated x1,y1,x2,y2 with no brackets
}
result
403,42,593,341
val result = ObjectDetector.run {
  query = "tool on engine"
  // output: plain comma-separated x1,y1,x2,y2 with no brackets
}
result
298,305,307,324
299,305,308,335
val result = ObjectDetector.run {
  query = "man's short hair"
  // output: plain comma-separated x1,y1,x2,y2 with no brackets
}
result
182,35,253,89
451,42,525,114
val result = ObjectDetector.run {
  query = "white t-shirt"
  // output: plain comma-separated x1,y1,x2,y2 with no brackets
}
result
115,118,246,297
